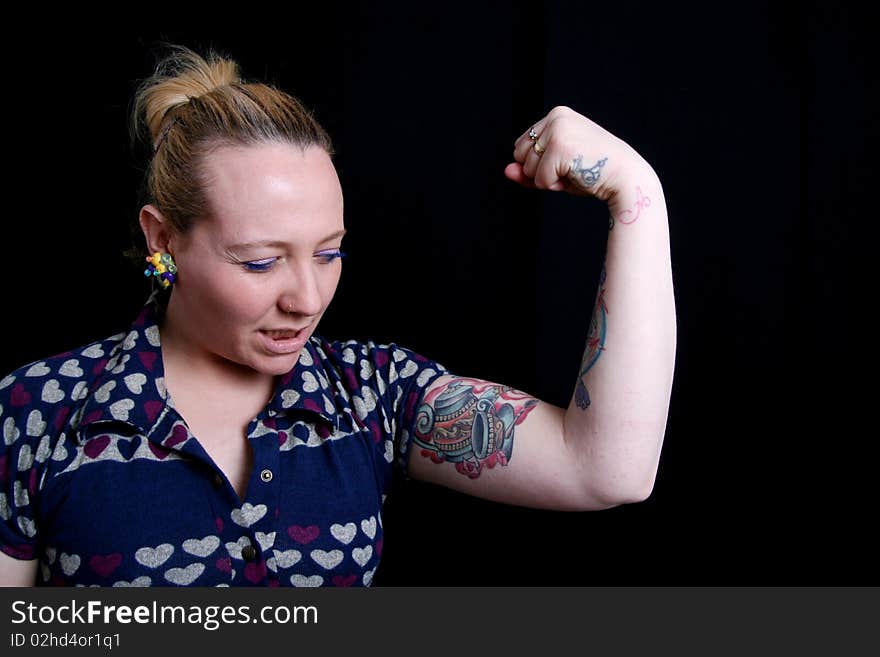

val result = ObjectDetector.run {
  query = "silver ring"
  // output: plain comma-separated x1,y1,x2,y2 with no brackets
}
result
528,127,539,141
533,141,545,155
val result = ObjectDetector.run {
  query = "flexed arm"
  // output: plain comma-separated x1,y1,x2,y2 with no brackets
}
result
408,107,676,510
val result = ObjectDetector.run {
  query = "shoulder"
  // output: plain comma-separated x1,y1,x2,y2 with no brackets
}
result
0,331,129,428
308,335,449,383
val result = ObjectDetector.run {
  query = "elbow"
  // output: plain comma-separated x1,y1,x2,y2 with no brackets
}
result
587,472,657,509
616,469,659,505
595,485,652,509
567,423,665,510
620,480,655,504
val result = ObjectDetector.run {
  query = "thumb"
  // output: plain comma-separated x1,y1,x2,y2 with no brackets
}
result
504,162,536,188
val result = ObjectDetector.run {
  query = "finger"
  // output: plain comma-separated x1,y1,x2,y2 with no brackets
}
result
521,140,545,179
514,115,549,147
533,145,567,190
506,161,566,192
513,106,573,161
513,123,546,163
513,115,550,163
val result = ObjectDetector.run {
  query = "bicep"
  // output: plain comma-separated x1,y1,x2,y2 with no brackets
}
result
0,551,38,586
406,375,616,511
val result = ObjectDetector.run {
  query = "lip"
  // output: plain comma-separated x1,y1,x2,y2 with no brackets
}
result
259,326,309,354
262,327,309,337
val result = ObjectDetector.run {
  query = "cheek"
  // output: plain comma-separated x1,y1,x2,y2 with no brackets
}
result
320,268,342,302
225,281,279,322
186,271,274,324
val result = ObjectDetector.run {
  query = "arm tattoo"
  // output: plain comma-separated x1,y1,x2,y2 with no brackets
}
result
612,185,652,226
570,155,608,188
413,377,539,479
575,265,608,410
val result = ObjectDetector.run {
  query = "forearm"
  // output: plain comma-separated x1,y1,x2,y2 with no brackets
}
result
563,161,677,504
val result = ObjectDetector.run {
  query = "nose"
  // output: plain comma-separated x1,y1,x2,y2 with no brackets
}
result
277,261,324,318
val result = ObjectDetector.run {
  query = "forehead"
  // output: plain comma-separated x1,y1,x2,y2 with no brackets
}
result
198,142,344,241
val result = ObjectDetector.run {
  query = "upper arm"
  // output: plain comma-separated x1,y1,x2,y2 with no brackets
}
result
406,374,619,511
0,551,38,586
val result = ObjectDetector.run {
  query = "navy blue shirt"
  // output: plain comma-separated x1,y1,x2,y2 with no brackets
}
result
0,297,449,586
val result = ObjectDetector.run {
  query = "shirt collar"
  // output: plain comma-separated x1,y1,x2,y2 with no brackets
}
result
265,338,340,432
78,296,339,435
77,298,168,435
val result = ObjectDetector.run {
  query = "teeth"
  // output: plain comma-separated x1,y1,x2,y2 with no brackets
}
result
265,331,295,339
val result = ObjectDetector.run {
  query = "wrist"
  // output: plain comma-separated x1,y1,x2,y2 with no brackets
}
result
609,148,659,199
606,159,664,229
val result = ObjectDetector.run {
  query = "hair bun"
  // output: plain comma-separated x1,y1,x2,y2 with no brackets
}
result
131,42,242,149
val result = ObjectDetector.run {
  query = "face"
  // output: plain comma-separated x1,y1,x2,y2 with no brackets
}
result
165,143,345,376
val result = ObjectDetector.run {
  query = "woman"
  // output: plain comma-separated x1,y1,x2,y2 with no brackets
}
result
0,44,676,586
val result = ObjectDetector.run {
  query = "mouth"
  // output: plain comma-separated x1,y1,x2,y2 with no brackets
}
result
258,326,309,354
261,328,304,339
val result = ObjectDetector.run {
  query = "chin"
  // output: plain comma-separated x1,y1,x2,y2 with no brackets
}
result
253,354,300,377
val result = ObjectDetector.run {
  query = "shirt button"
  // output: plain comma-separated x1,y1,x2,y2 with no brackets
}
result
260,469,273,483
242,544,257,562
212,473,224,489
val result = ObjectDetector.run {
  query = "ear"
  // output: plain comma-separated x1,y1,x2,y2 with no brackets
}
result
138,204,177,256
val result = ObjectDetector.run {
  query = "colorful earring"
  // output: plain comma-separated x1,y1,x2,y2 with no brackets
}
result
144,252,178,289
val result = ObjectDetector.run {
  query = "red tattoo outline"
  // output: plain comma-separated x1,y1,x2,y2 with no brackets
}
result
613,186,651,225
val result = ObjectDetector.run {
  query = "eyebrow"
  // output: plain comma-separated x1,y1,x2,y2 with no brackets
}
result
228,229,347,252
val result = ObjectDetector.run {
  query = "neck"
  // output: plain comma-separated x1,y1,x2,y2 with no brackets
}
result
159,308,275,410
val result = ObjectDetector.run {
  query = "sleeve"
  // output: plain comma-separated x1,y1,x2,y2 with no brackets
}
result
0,371,44,561
390,344,451,480
359,341,451,481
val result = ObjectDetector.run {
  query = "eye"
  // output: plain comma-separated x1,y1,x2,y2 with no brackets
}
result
242,257,278,272
315,249,346,264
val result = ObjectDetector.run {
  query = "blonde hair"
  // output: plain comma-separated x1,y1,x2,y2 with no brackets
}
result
130,42,333,237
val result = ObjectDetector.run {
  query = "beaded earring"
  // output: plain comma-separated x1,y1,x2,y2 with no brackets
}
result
144,252,178,289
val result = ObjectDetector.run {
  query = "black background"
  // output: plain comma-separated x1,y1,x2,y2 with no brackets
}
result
3,2,873,583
